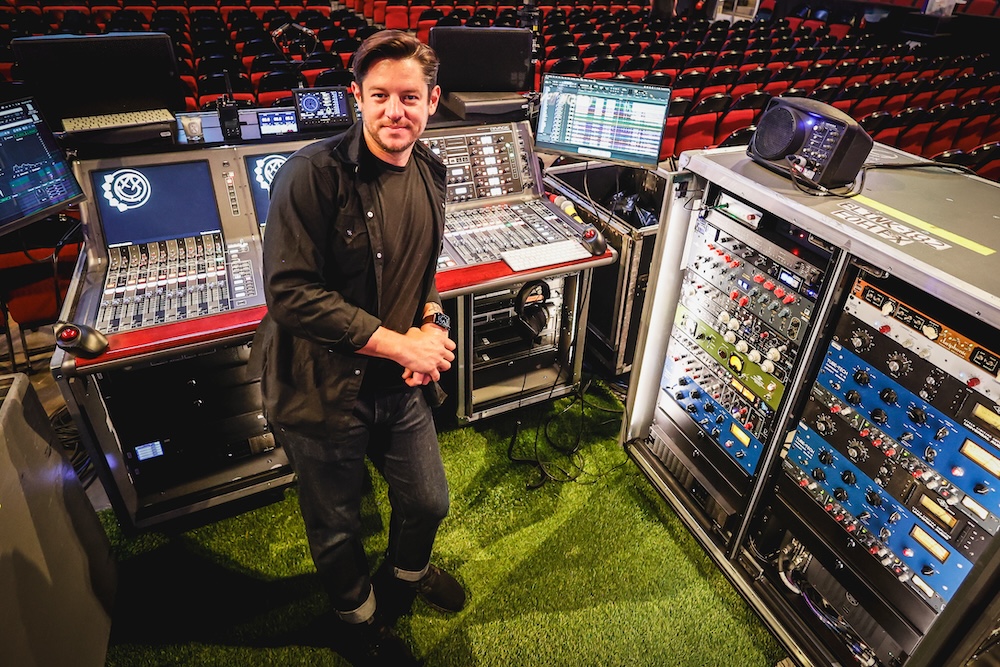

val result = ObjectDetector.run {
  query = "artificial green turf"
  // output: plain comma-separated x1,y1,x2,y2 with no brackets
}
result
102,382,787,666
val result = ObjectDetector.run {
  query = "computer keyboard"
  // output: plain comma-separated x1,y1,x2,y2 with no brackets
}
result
62,109,175,132
500,239,591,272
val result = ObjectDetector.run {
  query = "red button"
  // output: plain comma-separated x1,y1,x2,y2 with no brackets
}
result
773,287,786,298
753,274,765,283
58,327,79,342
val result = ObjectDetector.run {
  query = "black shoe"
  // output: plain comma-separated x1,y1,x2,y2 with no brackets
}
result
333,616,421,667
410,564,467,613
373,560,418,623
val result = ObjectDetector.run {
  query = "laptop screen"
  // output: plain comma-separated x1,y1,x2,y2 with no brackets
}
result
534,74,671,169
11,32,185,132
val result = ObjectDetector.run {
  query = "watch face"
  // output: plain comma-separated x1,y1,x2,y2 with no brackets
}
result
433,312,450,330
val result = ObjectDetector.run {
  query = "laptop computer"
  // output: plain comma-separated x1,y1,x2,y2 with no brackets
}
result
11,32,185,134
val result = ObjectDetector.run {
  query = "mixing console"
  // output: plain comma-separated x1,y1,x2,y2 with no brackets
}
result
96,233,263,334
422,122,593,272
421,123,536,203
438,199,582,270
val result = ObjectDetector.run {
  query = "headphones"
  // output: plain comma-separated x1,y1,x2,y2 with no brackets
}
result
515,280,551,341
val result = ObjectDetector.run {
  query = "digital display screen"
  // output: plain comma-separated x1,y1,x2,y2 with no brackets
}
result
243,152,293,229
91,160,223,246
535,74,670,169
258,109,297,136
135,440,164,461
0,97,85,237
176,111,222,144
294,86,353,131
778,269,801,290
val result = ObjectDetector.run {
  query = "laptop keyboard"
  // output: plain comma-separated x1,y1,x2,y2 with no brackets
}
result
62,109,175,132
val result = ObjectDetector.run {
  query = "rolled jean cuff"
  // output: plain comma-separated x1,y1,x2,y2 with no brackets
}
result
393,563,430,583
337,585,376,624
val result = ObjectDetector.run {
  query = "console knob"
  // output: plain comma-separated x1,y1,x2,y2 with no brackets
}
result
841,470,857,485
866,490,883,507
853,369,871,385
879,388,898,404
819,449,834,464
907,406,927,425
871,408,889,425
845,389,862,405
834,487,848,501
811,468,827,481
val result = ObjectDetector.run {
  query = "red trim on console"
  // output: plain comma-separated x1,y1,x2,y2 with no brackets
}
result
73,305,268,370
71,249,613,369
436,250,613,294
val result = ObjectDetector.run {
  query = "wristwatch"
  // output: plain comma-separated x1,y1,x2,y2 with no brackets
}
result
423,311,451,332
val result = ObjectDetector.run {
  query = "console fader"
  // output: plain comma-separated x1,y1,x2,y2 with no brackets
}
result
96,233,261,334
785,272,1000,621
650,188,836,529
420,122,592,271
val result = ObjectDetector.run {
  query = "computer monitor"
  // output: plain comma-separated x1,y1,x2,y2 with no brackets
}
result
293,86,354,132
11,32,185,133
90,160,222,247
534,74,672,170
0,97,85,238
243,152,294,230
429,26,533,94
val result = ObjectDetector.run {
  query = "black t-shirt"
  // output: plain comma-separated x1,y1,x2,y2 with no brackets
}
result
361,143,435,390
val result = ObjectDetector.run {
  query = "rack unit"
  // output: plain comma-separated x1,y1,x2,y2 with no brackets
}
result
625,144,1000,666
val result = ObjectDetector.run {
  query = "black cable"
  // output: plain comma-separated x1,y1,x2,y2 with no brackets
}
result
781,156,980,199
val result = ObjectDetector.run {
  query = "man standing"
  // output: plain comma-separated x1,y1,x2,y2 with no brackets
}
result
250,30,465,665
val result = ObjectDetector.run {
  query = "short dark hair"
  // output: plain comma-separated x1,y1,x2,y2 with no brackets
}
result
352,29,439,90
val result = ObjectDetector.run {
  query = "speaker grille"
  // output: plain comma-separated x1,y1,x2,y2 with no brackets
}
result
753,107,797,160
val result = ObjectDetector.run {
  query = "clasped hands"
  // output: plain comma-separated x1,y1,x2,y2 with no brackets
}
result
400,323,456,387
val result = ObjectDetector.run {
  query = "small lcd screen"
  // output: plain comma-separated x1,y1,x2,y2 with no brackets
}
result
0,97,85,237
176,111,221,144
258,109,297,136
91,160,223,246
243,152,293,229
535,74,671,169
294,86,353,131
135,440,164,461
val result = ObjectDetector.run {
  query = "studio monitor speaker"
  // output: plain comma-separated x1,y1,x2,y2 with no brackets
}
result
748,97,873,189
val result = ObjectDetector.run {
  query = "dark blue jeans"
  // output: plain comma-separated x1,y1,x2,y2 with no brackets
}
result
274,385,449,623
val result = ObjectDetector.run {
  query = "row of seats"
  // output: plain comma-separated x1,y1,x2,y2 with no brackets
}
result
953,0,1000,16
862,100,1000,158
934,142,1000,181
